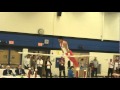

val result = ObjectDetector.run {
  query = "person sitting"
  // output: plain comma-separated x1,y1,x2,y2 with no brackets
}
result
68,66,75,78
3,65,13,76
15,65,26,76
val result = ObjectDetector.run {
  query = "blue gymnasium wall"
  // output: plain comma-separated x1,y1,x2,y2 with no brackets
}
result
0,32,119,53
0,33,53,48
53,38,119,53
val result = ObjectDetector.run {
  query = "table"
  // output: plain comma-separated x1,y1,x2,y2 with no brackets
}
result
112,73,120,78
0,69,40,78
0,75,41,78
0,69,28,75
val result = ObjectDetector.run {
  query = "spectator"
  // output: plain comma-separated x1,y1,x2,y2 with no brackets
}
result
15,65,26,76
59,57,65,78
24,55,30,69
92,57,99,77
37,56,43,78
3,65,13,76
45,57,52,78
108,59,114,78
68,66,74,78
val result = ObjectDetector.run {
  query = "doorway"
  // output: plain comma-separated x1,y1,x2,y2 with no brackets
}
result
10,49,21,68
0,49,9,68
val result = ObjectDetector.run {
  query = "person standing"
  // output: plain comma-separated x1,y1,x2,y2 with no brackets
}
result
59,57,65,78
37,56,43,78
92,57,99,77
45,57,52,78
31,55,37,70
24,55,30,69
89,62,94,77
68,66,75,78
114,56,119,73
118,60,120,74
108,59,114,78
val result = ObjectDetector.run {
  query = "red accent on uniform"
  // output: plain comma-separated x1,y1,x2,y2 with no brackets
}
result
60,41,79,78
65,50,79,67
65,50,79,78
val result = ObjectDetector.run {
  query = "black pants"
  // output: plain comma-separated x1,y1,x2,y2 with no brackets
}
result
93,68,97,77
31,61,36,70
37,67,42,78
24,65,29,69
119,68,120,74
59,70,65,78
108,68,113,77
91,70,94,77
117,68,120,74
46,69,52,78
59,66,65,78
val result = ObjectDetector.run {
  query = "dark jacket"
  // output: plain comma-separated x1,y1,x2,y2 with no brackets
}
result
59,58,65,70
3,69,13,75
68,61,71,68
15,68,26,75
45,61,52,70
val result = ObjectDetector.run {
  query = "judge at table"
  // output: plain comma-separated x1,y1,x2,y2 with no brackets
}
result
15,65,26,75
3,65,13,76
